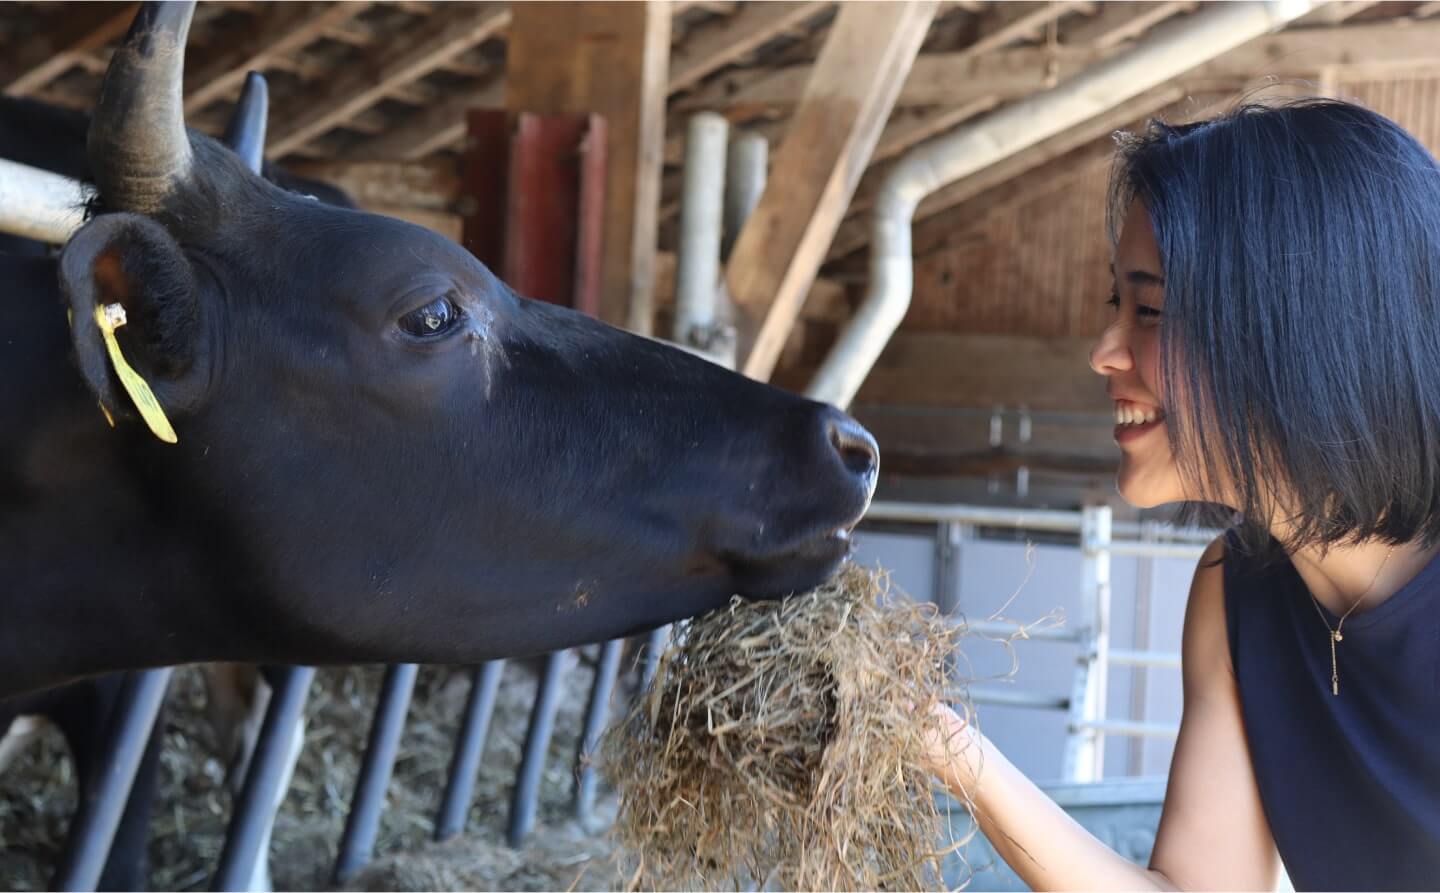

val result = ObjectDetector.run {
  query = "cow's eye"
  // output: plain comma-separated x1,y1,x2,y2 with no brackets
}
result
398,297,460,337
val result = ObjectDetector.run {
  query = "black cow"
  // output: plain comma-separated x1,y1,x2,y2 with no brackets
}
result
3,0,875,863
2,0,875,696
1,72,340,891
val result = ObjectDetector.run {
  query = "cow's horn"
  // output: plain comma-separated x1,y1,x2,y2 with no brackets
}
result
88,1,195,214
222,72,268,175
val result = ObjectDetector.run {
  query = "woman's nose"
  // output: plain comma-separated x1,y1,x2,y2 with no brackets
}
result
1089,323,1133,376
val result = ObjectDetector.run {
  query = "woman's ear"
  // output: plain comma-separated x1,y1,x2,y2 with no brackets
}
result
58,213,213,431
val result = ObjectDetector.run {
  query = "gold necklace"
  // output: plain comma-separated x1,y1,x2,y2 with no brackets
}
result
1308,543,1395,696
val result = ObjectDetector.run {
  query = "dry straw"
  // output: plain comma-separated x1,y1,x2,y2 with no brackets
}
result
603,563,969,891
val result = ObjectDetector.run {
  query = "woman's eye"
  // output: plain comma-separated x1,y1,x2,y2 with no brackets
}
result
1136,304,1163,319
1105,291,1121,311
398,297,460,337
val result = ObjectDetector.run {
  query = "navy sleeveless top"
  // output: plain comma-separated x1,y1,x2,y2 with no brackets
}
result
1223,535,1440,891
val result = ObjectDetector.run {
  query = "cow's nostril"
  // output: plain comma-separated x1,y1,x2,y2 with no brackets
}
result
828,416,879,478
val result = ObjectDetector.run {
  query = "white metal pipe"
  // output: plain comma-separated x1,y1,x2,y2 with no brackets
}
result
0,158,91,244
805,0,1320,408
722,132,768,260
674,113,730,345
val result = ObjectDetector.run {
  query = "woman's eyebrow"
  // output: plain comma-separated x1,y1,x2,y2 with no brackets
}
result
1125,270,1165,289
1108,263,1165,289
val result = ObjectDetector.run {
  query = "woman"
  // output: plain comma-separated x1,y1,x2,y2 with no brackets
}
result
925,99,1440,891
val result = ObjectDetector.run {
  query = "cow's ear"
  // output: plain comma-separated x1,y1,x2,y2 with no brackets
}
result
58,213,213,428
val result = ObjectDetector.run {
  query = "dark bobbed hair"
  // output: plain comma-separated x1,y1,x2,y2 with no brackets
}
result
1109,98,1440,555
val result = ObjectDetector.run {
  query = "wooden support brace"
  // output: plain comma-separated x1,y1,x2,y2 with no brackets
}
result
725,0,938,382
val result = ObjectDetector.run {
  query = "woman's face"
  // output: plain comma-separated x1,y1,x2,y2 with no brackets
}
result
1090,202,1188,508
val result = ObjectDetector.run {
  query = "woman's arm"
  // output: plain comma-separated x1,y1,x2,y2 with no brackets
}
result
927,537,1280,891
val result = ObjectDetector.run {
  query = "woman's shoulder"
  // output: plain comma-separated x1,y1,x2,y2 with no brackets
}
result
1182,534,1235,685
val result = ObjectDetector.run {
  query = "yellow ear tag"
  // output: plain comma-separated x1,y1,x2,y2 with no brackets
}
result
93,303,178,444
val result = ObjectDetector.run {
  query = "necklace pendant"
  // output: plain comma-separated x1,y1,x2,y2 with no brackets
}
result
1333,631,1344,643
1333,678,1340,696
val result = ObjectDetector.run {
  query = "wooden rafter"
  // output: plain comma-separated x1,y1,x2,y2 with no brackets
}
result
355,1,829,163
962,0,1097,56
184,2,372,112
727,0,938,381
267,2,511,158
678,43,1103,113
1060,0,1195,50
1,3,136,96
669,1,831,92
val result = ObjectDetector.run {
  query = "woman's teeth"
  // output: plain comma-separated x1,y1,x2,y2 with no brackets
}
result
1115,405,1162,426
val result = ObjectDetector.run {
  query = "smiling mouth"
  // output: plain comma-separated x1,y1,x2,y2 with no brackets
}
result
1113,401,1165,442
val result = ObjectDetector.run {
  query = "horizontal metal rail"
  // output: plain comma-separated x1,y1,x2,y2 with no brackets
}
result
1073,718,1179,738
866,500,1220,546
1108,649,1182,669
964,619,1080,643
969,686,1069,710
1095,540,1210,560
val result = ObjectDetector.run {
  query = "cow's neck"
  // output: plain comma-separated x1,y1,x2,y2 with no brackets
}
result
0,258,236,697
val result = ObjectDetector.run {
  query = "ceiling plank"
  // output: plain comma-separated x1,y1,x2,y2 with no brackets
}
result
267,2,511,158
669,1,831,93
2,3,137,97
680,18,1440,114
184,3,372,113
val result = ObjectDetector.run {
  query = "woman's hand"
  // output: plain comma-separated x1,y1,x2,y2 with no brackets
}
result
920,699,972,782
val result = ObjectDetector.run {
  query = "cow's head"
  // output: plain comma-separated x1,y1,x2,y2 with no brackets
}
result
57,2,878,663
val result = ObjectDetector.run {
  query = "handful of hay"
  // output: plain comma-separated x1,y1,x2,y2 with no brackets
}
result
603,564,966,891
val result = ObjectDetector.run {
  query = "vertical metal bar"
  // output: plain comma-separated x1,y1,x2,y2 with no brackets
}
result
507,650,573,846
573,639,625,821
1128,519,1159,776
56,668,172,893
332,663,419,885
640,625,669,690
722,132,768,261
1063,505,1113,782
212,665,314,892
434,661,506,842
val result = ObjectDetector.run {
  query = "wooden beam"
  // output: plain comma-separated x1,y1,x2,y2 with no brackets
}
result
267,3,512,158
184,3,371,113
363,2,827,163
503,2,672,331
669,1,831,93
682,18,1440,115
1060,1,1196,50
726,0,938,381
963,1,1097,55
283,159,461,210
1,3,137,96
1294,1,1379,26
775,333,1113,413
348,80,505,161
678,43,1101,114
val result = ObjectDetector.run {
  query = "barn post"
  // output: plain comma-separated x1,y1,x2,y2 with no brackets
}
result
502,1,671,334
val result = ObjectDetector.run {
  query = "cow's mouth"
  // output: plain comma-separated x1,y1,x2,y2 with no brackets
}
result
722,526,856,600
